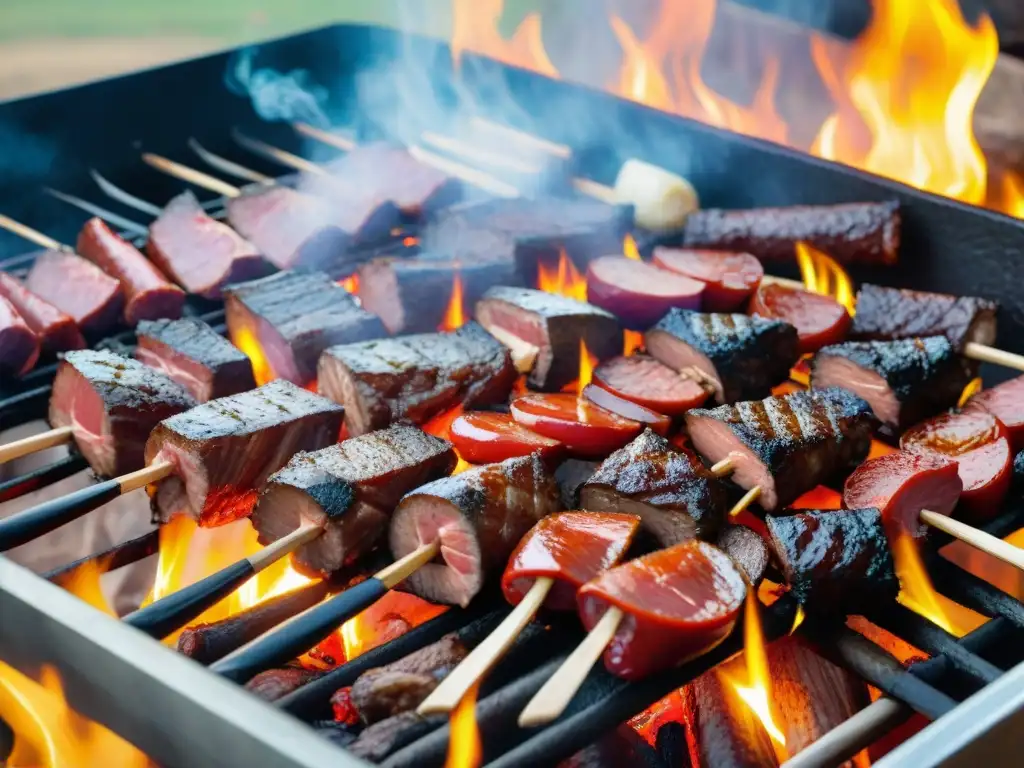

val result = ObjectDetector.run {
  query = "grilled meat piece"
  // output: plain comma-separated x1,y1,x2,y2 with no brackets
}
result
850,283,998,352
682,201,901,265
475,286,622,391
0,272,84,353
224,270,386,386
348,711,442,762
645,308,800,404
810,336,974,431
554,458,600,509
0,296,39,376
25,250,124,334
766,507,898,612
716,525,769,585
245,667,322,702
579,429,728,546
685,388,877,512
50,350,196,477
389,454,562,607
251,425,456,577
317,322,516,437
145,379,344,527
147,190,265,299
135,318,256,403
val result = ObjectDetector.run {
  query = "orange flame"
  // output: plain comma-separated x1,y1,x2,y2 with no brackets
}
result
444,681,482,768
623,330,644,356
339,274,359,294
536,250,587,302
958,377,984,408
230,325,274,386
794,241,856,313
440,273,467,332
577,339,597,393
423,404,473,473
451,0,557,76
622,234,641,262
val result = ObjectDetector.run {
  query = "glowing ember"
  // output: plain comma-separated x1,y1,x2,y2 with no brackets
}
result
444,681,482,768
536,250,587,302
341,591,446,659
794,241,855,313
403,236,419,247
622,234,641,261
790,605,806,635
339,274,359,294
440,273,467,332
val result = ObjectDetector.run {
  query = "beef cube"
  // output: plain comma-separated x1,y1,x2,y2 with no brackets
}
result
25,250,124,335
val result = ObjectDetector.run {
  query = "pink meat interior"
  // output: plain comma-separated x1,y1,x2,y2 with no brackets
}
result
135,339,214,403
686,414,779,510
814,356,899,428
49,364,115,476
644,331,723,403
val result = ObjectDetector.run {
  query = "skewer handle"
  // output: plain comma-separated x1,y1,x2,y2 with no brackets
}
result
964,342,1024,373
921,510,1024,571
517,605,623,728
0,426,74,464
141,153,242,198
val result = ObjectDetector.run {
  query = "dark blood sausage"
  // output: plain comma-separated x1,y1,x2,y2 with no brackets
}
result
810,336,975,432
577,540,747,680
716,525,769,586
645,308,800,404
251,424,456,577
145,379,344,528
685,388,877,512
76,217,185,324
581,383,671,436
900,410,1012,520
765,507,899,613
224,270,386,386
0,273,84,353
510,393,642,458
449,412,563,465
25,250,124,335
843,451,962,538
0,295,38,377
147,191,265,299
475,286,623,391
502,511,640,611
652,247,764,311
134,318,256,403
585,256,704,329
682,201,901,265
965,375,1024,451
49,350,196,477
592,354,710,416
850,283,998,351
749,282,852,354
358,256,523,335
317,322,516,437
579,429,729,546
389,454,562,607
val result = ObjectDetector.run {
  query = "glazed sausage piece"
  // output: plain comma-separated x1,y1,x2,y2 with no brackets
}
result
749,282,852,354
0,272,84,353
449,411,563,465
652,247,763,311
965,375,1024,451
0,295,39,376
585,255,705,329
510,393,642,458
581,383,671,436
592,354,710,416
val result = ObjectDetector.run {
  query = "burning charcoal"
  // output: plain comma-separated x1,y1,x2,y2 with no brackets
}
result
0,296,38,376
810,336,975,431
0,272,84,353
645,308,800,404
49,350,196,477
317,322,516,436
682,201,901,265
146,379,344,527
357,256,523,335
25,249,124,335
579,429,728,546
224,270,386,386
348,711,444,762
554,458,600,509
716,525,769,585
251,425,457,577
245,667,323,702
475,286,622,391
134,318,256,403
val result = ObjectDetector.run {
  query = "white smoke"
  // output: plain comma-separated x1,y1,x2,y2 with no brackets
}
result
226,48,331,128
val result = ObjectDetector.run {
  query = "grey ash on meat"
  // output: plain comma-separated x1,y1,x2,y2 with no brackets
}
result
251,424,457,578
317,322,516,437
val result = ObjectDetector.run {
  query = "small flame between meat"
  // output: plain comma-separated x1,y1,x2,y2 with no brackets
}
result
794,241,855,314
440,273,467,332
537,250,586,302
444,681,483,768
622,234,641,261
230,325,274,387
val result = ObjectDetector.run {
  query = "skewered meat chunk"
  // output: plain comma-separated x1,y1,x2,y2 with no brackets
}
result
850,283,998,351
389,454,561,607
765,507,899,612
50,350,196,477
147,190,265,299
579,429,729,546
810,336,975,431
0,273,83,353
450,411,564,464
645,308,799,404
592,354,710,415
652,247,764,311
134,318,256,403
475,286,622,391
224,270,386,386
716,525,769,585
685,388,877,512
0,296,38,376
585,255,704,329
145,379,344,527
966,375,1024,450
251,425,456,577
25,250,123,335
317,322,516,437
749,282,852,354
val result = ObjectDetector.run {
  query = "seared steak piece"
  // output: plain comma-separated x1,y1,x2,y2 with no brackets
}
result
474,286,622,391
49,350,196,477
645,308,800,404
147,190,265,299
579,429,728,546
810,336,974,431
389,454,562,607
0,296,39,376
145,379,344,527
251,425,457,577
850,283,998,352
765,507,898,613
134,318,256,402
0,272,84,353
317,322,516,437
685,388,877,512
224,270,386,386
25,250,124,335
348,633,468,725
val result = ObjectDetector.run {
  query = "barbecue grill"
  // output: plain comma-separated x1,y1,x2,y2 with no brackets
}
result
2,21,1024,768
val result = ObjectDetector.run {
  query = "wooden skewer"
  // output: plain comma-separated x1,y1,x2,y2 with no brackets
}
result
45,188,149,235
188,138,276,185
292,121,356,152
0,426,73,464
142,153,242,198
231,129,329,177
708,458,763,517
963,342,1024,373
0,213,70,251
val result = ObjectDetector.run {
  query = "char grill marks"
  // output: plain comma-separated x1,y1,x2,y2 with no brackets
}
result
25,250,124,335
318,322,515,437
49,350,196,477
685,387,877,512
251,424,456,577
224,270,385,386
135,318,256,403
645,308,799,404
810,336,975,431
145,379,344,527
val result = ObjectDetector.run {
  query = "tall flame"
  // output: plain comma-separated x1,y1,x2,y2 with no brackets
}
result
231,326,274,387
794,241,856,313
536,250,587,302
440,273,467,332
892,532,983,637
622,234,641,262
444,682,482,768
451,0,557,76
577,339,597,394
